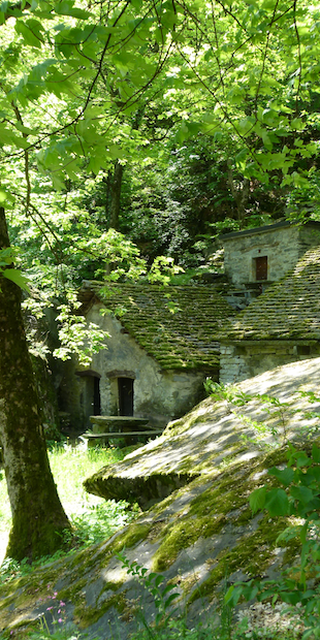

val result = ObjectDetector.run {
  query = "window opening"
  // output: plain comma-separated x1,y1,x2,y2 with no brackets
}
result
118,377,134,416
254,256,268,281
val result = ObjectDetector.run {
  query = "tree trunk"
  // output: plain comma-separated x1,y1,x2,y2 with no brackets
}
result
0,207,71,562
227,160,250,225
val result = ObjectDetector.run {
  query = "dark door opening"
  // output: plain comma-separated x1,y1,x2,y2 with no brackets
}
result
118,377,134,416
93,376,101,415
255,255,268,281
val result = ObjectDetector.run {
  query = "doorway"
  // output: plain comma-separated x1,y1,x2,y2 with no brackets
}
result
93,376,101,415
254,255,268,281
76,369,101,428
118,377,134,416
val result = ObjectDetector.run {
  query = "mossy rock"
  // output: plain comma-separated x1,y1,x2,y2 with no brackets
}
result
2,358,320,638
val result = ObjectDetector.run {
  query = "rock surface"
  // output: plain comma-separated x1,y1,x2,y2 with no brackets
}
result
1,358,320,639
84,357,320,504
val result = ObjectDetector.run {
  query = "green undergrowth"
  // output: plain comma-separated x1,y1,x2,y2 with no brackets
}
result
0,617,302,640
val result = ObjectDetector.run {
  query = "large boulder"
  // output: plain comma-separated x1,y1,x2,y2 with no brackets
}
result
1,358,320,639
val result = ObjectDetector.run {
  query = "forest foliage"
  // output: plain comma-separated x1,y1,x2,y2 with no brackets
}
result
0,0,320,353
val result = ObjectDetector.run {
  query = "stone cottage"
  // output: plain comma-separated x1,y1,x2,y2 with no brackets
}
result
57,220,320,426
222,219,320,309
58,282,235,430
220,244,320,384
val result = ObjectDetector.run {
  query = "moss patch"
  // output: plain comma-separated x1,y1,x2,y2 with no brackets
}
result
188,515,288,604
75,589,129,628
82,282,234,369
112,522,152,551
152,514,227,572
148,449,288,575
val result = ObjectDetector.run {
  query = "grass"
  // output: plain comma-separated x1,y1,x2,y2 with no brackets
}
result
0,441,134,564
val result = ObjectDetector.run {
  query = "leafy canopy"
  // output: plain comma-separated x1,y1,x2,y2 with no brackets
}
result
1,0,320,360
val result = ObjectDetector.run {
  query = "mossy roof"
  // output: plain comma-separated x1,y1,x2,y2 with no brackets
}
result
80,282,235,370
221,246,320,341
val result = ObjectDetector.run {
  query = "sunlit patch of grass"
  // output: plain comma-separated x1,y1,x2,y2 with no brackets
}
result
48,441,125,517
0,443,128,563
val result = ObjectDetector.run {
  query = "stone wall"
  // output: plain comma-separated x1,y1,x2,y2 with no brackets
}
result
220,341,320,384
223,223,320,288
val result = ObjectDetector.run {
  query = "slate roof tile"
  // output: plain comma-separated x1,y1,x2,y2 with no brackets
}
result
221,247,320,341
80,282,235,370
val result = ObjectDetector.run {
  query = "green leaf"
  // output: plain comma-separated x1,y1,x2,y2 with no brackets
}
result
15,20,42,47
55,0,90,18
154,574,165,587
290,485,315,505
264,488,290,516
240,582,259,601
87,155,102,175
25,18,45,38
175,121,189,144
291,118,305,131
67,7,91,18
249,486,266,514
2,268,30,292
163,592,179,609
281,591,304,605
161,583,176,597
29,59,57,83
15,122,37,136
224,584,236,605
261,109,280,127
107,145,125,160
224,584,248,606
295,452,311,468
227,86,246,105
237,116,255,136
268,466,294,486
312,444,320,463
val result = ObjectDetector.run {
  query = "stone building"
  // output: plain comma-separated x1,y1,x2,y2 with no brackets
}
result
58,282,235,429
57,220,320,424
220,244,320,383
222,220,320,309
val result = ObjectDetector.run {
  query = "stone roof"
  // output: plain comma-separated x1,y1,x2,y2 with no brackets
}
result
221,246,320,341
221,219,320,241
80,282,235,370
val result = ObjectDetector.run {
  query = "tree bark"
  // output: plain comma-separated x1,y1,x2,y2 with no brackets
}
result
0,207,71,562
